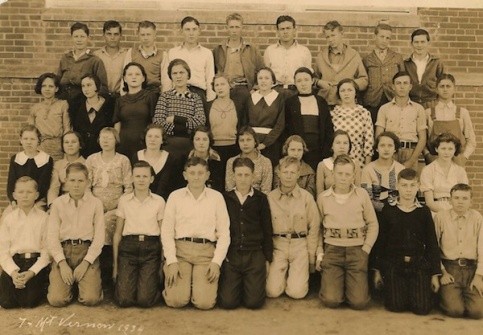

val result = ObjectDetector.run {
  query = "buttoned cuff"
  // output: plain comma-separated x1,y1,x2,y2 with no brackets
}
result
3,260,20,277
362,244,372,254
53,253,66,264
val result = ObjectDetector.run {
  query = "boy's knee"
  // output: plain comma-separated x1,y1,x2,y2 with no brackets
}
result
192,295,216,310
286,286,308,300
218,295,241,310
79,291,102,306
322,299,342,309
349,299,369,310
115,295,135,308
412,304,432,316
244,296,265,309
47,294,71,307
467,306,483,320
137,295,158,308
163,291,190,308
266,282,284,298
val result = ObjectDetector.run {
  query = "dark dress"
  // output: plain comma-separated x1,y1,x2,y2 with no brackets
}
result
131,149,181,201
113,90,158,159
285,93,334,170
7,151,53,203
70,96,115,158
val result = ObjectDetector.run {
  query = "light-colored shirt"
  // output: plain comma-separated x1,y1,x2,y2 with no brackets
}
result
376,98,427,142
268,185,320,263
420,160,468,200
161,44,216,101
116,192,165,236
434,209,483,276
28,99,71,139
317,185,379,255
93,47,128,93
412,54,429,83
426,101,476,159
234,187,254,205
47,156,86,205
263,41,312,85
47,192,105,264
0,207,50,276
161,187,230,266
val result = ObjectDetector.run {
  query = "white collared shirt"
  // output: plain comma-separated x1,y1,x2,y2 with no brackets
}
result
412,53,430,83
47,192,105,264
263,41,312,85
234,187,254,205
116,191,165,236
161,187,230,266
0,207,50,276
15,151,50,168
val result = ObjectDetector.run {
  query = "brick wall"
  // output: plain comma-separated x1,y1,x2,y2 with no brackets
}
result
1,0,483,209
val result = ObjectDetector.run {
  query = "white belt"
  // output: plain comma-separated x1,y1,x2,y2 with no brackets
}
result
252,127,272,135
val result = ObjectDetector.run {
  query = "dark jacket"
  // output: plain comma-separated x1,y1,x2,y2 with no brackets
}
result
213,39,265,90
362,49,404,107
284,94,334,159
70,96,115,158
223,189,273,262
403,54,445,105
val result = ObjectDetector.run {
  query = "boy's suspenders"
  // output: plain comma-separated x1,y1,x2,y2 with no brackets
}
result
428,106,465,155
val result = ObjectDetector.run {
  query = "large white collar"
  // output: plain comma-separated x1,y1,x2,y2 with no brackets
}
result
15,151,50,167
251,90,279,107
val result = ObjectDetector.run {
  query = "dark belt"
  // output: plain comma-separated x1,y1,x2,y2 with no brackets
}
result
14,252,41,259
61,239,91,246
400,141,418,149
442,258,476,267
123,235,159,242
177,237,215,244
273,232,307,239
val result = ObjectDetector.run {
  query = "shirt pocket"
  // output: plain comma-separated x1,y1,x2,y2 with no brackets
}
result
292,212,307,232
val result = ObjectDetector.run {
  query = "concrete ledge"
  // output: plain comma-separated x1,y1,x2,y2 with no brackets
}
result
41,7,420,27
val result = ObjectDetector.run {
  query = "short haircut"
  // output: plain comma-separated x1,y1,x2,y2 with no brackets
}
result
324,20,343,32
331,129,352,156
375,131,400,154
122,62,148,92
143,123,166,148
294,67,314,80
237,125,259,148
35,72,61,95
276,15,296,29
282,135,308,156
20,124,41,142
81,73,101,93
61,131,84,153
392,71,412,84
103,20,122,34
450,183,472,196
70,22,89,36
226,13,243,24
333,154,355,171
181,16,200,28
138,21,156,30
168,58,191,80
411,28,430,42
211,73,231,91
132,160,155,177
279,155,301,171
437,73,456,86
232,157,254,172
336,78,359,100
374,23,392,34
184,156,209,171
99,127,121,145
66,162,89,179
191,125,214,148
432,132,462,156
397,168,418,181
15,176,38,191
255,67,276,85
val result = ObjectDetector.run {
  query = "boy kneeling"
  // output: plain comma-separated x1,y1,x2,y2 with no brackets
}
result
113,161,165,307
373,168,441,315
435,183,483,319
47,162,105,306
317,154,378,310
0,177,50,308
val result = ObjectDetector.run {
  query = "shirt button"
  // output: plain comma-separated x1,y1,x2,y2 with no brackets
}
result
241,222,244,225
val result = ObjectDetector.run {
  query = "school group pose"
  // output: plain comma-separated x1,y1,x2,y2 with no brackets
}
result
0,12,482,321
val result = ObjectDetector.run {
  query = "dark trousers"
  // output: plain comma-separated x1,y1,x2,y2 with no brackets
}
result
218,249,266,309
114,237,161,307
382,260,433,315
100,245,113,291
0,255,49,309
